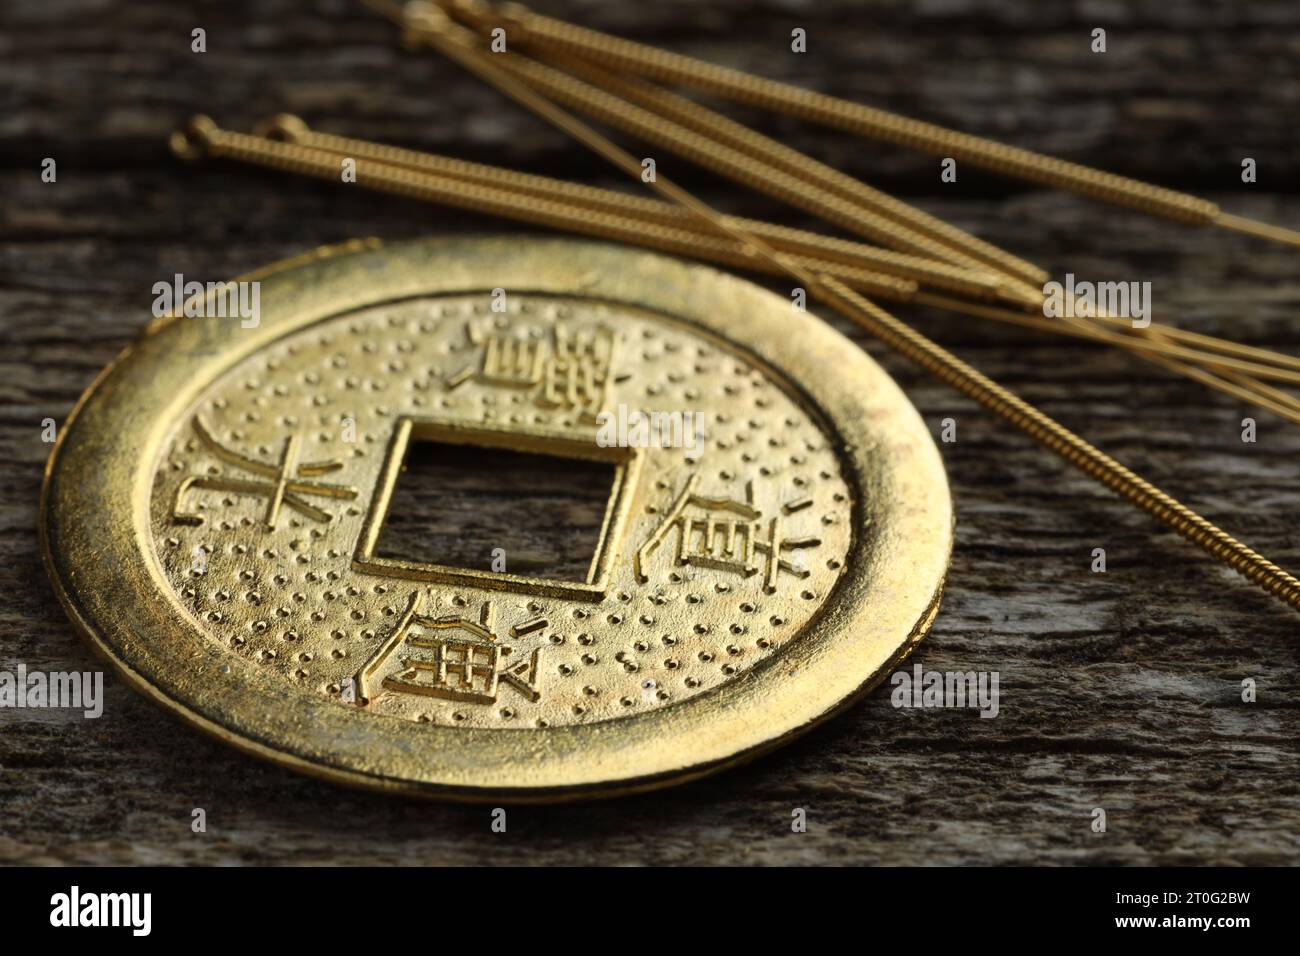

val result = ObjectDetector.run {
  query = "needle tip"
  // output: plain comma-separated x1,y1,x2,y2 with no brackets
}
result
1216,212,1300,249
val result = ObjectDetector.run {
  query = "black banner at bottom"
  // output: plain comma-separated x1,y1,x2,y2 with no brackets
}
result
0,865,1282,942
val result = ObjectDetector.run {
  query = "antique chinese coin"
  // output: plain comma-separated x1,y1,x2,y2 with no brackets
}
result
41,236,952,800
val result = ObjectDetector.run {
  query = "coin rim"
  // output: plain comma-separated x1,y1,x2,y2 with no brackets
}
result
40,236,952,801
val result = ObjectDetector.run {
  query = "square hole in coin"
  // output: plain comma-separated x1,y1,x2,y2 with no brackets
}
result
374,439,619,583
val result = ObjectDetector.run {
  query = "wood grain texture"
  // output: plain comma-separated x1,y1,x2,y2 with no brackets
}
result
1,0,1298,866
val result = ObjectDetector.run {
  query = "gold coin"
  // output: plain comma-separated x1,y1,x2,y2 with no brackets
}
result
41,236,952,800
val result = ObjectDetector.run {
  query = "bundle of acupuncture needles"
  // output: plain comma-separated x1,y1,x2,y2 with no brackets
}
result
170,0,1300,614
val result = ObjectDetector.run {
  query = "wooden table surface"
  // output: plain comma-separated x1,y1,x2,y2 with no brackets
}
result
2,0,1298,865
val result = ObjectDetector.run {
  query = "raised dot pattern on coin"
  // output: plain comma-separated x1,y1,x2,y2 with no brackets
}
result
149,293,852,730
